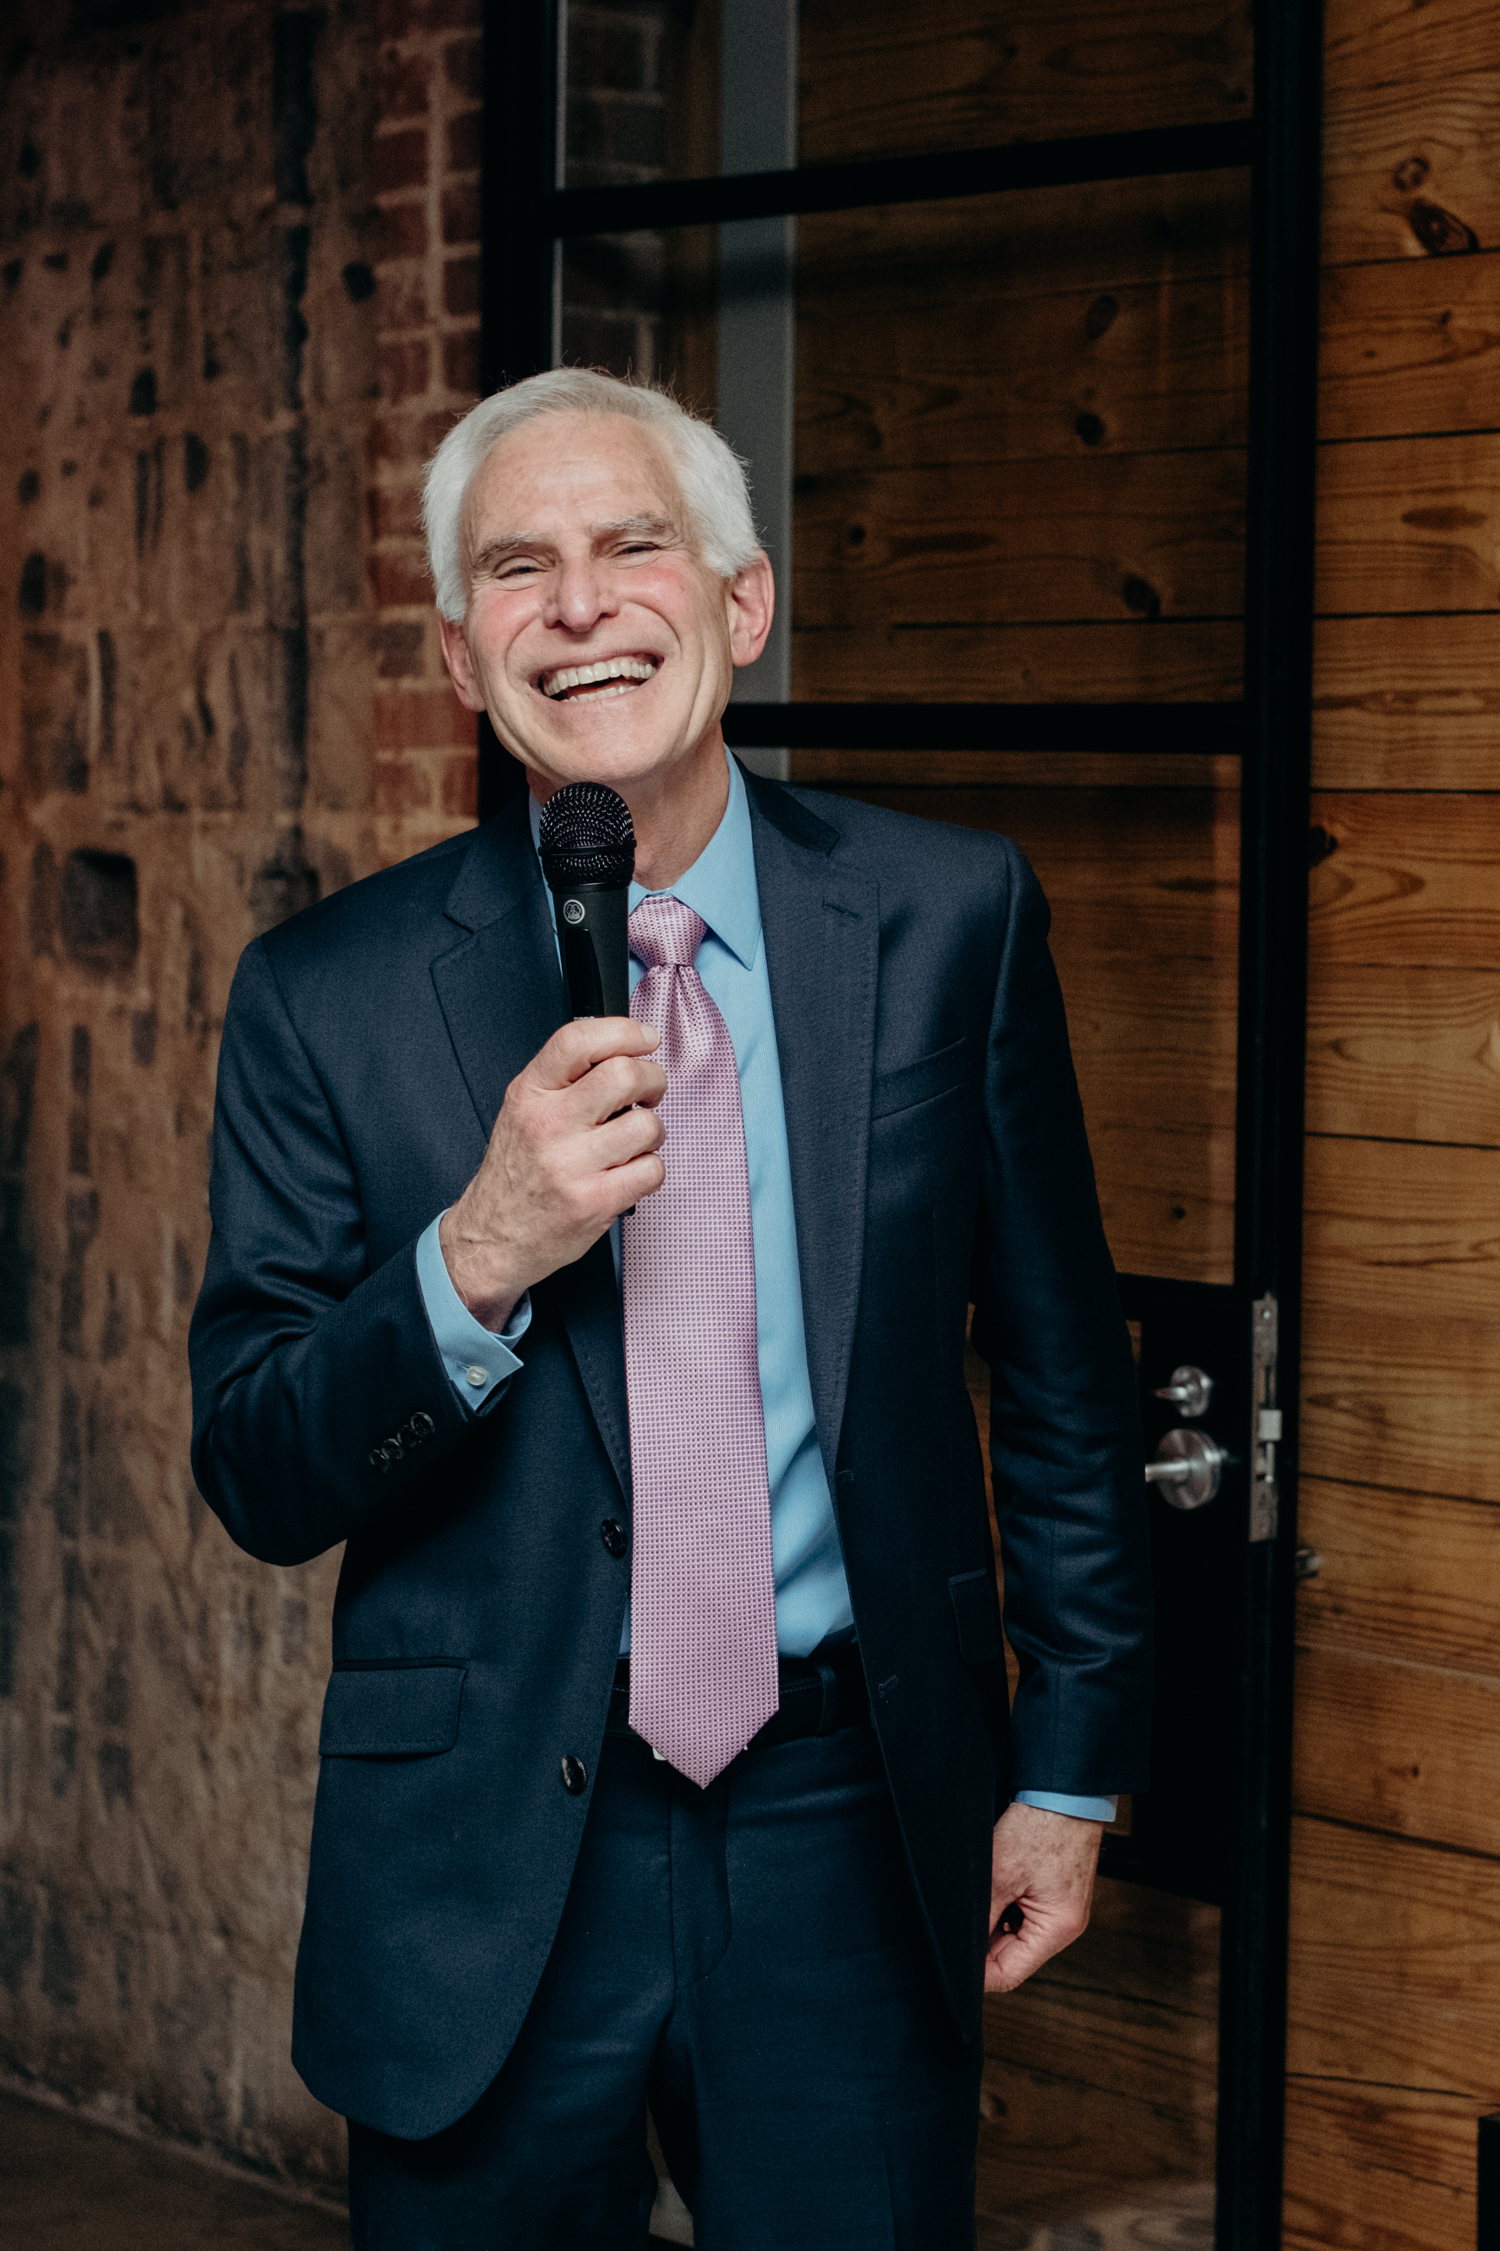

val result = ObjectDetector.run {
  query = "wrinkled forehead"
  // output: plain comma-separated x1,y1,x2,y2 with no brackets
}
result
462,410,689,546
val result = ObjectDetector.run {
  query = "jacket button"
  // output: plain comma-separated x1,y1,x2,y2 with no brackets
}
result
600,1518,627,1559
560,1756,588,1795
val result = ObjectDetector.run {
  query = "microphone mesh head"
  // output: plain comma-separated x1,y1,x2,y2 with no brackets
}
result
538,782,636,889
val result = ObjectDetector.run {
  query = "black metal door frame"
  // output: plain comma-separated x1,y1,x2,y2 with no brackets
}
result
477,8,1324,2241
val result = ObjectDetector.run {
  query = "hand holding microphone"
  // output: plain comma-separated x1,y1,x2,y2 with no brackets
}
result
439,784,664,1329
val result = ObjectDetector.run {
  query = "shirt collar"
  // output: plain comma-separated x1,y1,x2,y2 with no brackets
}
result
528,749,761,972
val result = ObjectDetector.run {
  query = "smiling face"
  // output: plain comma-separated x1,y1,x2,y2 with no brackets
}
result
438,410,773,829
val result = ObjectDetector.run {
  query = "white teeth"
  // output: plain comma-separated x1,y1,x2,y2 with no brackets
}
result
544,656,657,698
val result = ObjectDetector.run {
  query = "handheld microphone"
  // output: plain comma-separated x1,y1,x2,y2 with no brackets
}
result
537,782,636,1019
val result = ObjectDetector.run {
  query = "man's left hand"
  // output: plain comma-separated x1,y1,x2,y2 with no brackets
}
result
984,1801,1103,1994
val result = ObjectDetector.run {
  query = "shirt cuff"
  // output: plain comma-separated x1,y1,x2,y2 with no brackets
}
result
1015,1790,1119,1824
416,1214,531,1413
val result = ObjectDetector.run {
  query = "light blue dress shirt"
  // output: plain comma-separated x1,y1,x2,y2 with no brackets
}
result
415,753,1114,1822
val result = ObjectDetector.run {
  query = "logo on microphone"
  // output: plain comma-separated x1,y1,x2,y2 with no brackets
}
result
562,898,585,925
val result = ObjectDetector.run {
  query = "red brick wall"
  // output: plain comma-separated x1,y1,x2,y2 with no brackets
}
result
369,0,485,866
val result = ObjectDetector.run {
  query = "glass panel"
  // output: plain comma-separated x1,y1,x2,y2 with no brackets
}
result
979,1878,1220,2251
791,177,1251,707
832,760,1239,1286
789,170,1248,1283
561,0,721,191
799,0,1253,166
561,223,719,406
560,0,1252,191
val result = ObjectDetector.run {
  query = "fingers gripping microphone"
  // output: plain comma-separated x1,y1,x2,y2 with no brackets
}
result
538,783,636,1019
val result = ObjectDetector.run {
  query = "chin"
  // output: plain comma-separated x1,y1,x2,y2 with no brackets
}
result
524,713,713,796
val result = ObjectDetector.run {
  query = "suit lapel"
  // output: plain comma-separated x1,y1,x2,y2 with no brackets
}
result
430,799,631,1500
745,770,878,1491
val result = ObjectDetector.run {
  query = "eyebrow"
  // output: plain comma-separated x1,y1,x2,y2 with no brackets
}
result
471,514,682,574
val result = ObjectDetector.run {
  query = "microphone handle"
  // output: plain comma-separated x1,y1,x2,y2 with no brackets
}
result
552,878,630,1019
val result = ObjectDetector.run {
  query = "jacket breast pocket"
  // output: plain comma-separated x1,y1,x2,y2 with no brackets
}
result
319,1661,467,1758
948,1569,1002,1666
871,1035,970,1122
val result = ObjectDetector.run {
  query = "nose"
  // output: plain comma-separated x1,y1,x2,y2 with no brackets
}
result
545,549,618,635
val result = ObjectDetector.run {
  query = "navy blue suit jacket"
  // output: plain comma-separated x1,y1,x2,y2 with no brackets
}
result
189,766,1151,2139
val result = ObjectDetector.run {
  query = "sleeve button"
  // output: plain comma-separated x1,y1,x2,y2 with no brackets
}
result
560,1756,588,1795
464,1364,488,1388
600,1518,627,1559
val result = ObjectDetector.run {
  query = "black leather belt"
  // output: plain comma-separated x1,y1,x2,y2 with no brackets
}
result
605,1644,870,1754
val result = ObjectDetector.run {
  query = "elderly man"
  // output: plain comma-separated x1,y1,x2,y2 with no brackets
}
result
190,369,1151,2250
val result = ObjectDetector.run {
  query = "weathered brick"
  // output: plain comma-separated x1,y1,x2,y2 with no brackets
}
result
443,328,479,397
373,126,429,197
372,481,424,542
446,110,482,174
376,202,429,263
374,751,435,812
569,10,654,94
376,261,429,333
307,618,376,814
442,254,481,319
443,36,483,101
440,748,478,819
372,686,467,749
371,547,433,608
378,47,430,121
377,0,479,41
377,620,426,678
370,410,454,467
379,335,432,404
566,92,665,174
441,180,481,248
21,632,89,798
0,0,490,2203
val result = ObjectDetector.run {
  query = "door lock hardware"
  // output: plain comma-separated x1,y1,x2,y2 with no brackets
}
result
1250,1295,1279,1543
1153,1364,1214,1418
1294,1547,1321,1581
1145,1428,1228,1511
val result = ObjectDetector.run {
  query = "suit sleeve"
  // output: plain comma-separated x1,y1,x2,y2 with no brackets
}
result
971,849,1153,1798
189,938,491,1566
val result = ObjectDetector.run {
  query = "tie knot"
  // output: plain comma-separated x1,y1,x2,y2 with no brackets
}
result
629,894,706,970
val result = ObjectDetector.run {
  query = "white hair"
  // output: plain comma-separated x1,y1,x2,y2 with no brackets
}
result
422,368,762,621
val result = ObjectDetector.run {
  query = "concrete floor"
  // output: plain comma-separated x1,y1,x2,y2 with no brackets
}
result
0,2090,351,2250
0,2087,695,2247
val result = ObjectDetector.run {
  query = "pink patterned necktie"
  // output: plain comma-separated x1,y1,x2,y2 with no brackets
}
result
621,895,779,1786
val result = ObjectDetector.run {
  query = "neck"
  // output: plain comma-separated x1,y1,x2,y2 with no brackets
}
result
529,731,731,891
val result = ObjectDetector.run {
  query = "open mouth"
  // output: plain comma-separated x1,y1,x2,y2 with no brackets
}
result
540,655,660,704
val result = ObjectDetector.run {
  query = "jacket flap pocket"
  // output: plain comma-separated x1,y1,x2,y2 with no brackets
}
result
948,1569,1001,1666
871,1035,969,1121
319,1663,466,1757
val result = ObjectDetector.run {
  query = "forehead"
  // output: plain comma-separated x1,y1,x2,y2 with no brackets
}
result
464,410,685,536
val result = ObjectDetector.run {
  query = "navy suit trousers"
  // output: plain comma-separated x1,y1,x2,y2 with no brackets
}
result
346,1725,983,2250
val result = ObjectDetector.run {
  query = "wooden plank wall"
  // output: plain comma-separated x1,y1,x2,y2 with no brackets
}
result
793,2,1252,1293
1289,2,1500,2244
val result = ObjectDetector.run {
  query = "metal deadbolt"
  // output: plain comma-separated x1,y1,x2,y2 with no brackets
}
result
1152,1364,1214,1418
1145,1427,1227,1511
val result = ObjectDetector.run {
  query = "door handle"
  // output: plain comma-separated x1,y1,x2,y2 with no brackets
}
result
1145,1428,1227,1511
1152,1364,1214,1418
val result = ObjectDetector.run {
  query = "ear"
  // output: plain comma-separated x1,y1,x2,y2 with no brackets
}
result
725,550,775,670
438,615,487,713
